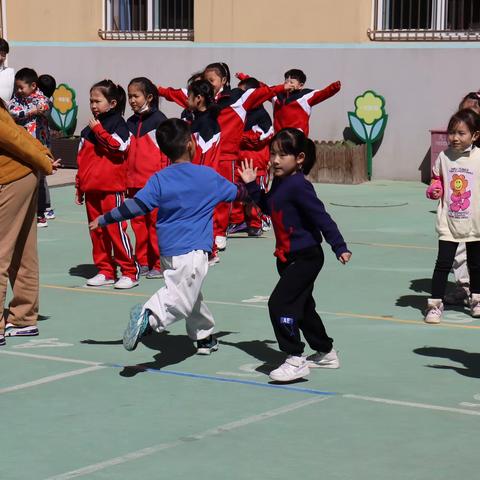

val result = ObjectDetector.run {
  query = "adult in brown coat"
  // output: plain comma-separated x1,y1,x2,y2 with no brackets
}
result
0,101,60,345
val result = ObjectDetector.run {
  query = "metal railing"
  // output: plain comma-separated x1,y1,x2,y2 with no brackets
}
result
369,0,480,41
99,0,194,41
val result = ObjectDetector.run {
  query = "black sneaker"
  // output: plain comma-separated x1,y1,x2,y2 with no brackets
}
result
247,227,263,237
196,335,219,355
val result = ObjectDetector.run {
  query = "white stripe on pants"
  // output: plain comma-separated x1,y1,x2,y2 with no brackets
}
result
143,250,215,340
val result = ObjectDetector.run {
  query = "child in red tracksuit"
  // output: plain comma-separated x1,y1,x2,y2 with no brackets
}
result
236,68,341,136
203,62,285,255
76,79,139,289
127,77,168,280
158,79,221,169
229,77,273,237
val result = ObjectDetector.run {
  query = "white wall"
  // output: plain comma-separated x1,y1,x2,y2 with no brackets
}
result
10,42,480,181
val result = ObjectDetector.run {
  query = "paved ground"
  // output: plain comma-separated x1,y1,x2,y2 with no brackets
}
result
2,181,480,480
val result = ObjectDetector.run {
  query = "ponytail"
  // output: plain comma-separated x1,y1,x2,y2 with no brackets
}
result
303,138,317,175
91,79,126,115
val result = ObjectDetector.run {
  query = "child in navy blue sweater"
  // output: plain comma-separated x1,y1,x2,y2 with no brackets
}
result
239,128,351,382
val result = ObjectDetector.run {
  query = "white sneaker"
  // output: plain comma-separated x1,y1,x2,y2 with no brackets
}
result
470,293,480,318
269,355,310,382
45,208,56,220
215,236,227,251
307,348,340,369
424,298,443,324
208,253,220,267
86,274,115,287
114,276,139,289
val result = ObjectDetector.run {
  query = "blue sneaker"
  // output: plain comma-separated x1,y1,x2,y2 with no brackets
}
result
123,304,151,351
227,222,248,235
5,323,39,337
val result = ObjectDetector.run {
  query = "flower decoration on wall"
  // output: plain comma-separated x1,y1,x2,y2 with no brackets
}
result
51,84,77,136
348,90,388,179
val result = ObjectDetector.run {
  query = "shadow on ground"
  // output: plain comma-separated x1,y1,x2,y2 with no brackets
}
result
220,338,283,374
414,346,480,378
396,278,462,313
69,264,98,279
82,331,236,377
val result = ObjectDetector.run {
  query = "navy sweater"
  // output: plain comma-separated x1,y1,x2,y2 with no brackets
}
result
246,173,349,262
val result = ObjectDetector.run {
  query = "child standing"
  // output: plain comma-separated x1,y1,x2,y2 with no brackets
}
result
229,76,274,237
8,68,51,227
38,74,57,222
0,38,14,103
236,69,341,136
239,128,351,382
126,77,168,279
89,119,249,354
203,62,284,253
425,109,480,323
76,80,139,289
442,93,480,306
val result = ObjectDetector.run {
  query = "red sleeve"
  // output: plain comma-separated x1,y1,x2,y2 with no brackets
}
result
307,81,341,107
91,124,130,155
243,84,285,111
159,150,170,169
158,86,189,109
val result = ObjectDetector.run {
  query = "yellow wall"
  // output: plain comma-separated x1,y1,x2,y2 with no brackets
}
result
194,0,373,43
5,0,372,43
6,0,103,41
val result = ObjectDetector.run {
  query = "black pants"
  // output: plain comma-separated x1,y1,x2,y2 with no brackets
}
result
431,240,480,299
37,174,49,217
268,247,333,356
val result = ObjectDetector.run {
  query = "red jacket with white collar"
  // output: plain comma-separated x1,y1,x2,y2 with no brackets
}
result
239,104,273,176
273,82,341,136
216,85,283,162
126,107,169,188
76,110,131,193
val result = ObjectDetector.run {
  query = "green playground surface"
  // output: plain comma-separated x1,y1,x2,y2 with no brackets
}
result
2,180,480,480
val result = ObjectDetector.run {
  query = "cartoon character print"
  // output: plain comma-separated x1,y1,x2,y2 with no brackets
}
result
449,173,471,212
8,90,51,147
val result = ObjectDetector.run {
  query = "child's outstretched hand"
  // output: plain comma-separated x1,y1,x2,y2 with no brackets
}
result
338,252,352,265
89,216,101,230
238,159,258,183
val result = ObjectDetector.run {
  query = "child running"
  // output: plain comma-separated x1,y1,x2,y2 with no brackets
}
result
126,77,168,279
76,79,139,289
239,128,351,382
425,108,480,323
89,119,249,354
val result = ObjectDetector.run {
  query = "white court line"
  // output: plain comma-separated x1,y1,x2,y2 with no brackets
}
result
0,366,106,395
3,351,480,418
44,397,327,480
343,394,480,416
0,350,101,366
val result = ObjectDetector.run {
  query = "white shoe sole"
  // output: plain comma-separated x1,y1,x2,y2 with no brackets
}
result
86,280,115,287
269,366,310,382
114,281,139,290
307,362,340,369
